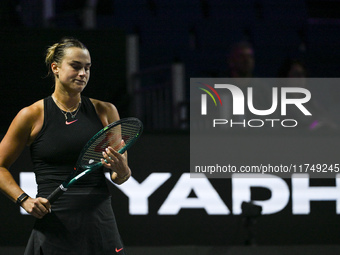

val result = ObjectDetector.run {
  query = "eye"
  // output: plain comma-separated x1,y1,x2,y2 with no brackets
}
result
72,64,82,70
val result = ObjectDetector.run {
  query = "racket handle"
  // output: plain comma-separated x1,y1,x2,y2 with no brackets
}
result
47,184,68,205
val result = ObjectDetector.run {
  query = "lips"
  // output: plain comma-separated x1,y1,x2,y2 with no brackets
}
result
74,79,86,85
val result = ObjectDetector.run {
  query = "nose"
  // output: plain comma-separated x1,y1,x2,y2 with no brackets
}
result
79,67,86,76
78,67,87,77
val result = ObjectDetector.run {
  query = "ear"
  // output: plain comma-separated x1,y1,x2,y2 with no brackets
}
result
51,62,59,77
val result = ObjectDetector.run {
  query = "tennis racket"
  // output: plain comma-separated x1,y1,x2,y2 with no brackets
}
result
47,117,143,204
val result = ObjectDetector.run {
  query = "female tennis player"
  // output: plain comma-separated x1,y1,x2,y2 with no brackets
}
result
0,37,130,254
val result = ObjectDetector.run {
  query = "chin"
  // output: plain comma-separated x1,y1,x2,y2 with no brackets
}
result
73,85,87,93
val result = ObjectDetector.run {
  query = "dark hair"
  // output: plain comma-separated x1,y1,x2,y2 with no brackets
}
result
45,37,88,77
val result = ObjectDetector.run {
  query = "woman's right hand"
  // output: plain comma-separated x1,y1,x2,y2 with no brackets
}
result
21,197,51,219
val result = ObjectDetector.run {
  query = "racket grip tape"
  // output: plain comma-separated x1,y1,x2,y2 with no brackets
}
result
47,184,68,205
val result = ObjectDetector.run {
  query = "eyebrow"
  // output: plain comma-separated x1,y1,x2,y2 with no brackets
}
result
70,60,92,66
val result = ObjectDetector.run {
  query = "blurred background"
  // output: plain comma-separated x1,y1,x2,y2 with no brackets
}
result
1,0,340,254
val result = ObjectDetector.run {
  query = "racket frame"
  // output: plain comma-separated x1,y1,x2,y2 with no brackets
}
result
47,117,143,204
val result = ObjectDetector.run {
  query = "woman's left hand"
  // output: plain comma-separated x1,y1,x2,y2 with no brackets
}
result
101,145,131,184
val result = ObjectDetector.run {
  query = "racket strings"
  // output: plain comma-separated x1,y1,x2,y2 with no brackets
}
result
80,121,141,167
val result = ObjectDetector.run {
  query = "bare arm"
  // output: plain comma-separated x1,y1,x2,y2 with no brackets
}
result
90,99,131,184
0,103,50,218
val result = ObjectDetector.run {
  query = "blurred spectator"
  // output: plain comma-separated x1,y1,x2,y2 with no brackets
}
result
222,41,277,125
277,58,337,130
228,41,255,78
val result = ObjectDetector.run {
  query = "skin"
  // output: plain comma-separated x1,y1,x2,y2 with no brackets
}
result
0,47,130,218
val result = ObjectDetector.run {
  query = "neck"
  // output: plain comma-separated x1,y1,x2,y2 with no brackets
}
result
52,92,81,112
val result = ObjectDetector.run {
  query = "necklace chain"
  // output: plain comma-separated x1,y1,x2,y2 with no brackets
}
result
52,95,82,121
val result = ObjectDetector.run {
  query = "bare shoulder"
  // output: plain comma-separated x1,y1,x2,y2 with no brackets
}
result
11,100,44,144
0,100,44,168
89,98,120,126
20,100,44,120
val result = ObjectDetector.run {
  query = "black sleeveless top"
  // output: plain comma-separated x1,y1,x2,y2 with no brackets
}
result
25,96,126,255
30,96,108,197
